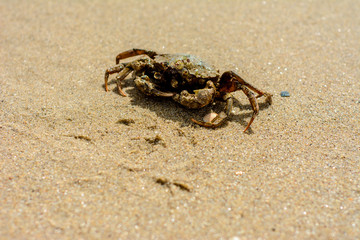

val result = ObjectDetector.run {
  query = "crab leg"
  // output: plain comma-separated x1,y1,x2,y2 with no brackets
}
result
241,85,259,132
115,67,133,96
191,93,233,128
116,48,157,64
104,65,126,92
191,112,228,128
134,76,175,97
223,71,273,104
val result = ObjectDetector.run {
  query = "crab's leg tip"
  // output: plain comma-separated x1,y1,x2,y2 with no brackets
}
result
191,118,208,127
191,118,199,124
266,95,273,105
118,89,127,97
243,116,256,132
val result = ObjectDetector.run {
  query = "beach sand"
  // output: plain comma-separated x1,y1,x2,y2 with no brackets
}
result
1,0,359,239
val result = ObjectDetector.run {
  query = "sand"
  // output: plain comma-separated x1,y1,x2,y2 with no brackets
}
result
1,0,359,239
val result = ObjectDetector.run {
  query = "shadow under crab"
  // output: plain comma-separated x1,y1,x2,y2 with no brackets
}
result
104,48,272,132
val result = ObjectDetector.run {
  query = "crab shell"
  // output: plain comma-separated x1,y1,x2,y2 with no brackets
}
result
148,54,221,92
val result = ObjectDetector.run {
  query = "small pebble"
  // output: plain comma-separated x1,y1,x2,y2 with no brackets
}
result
280,91,290,97
203,112,218,122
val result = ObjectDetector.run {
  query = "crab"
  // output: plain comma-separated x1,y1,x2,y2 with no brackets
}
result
104,49,272,132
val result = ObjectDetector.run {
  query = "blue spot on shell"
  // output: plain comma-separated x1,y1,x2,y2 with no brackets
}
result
280,91,290,97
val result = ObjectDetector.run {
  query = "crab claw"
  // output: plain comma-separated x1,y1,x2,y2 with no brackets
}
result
191,112,227,128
